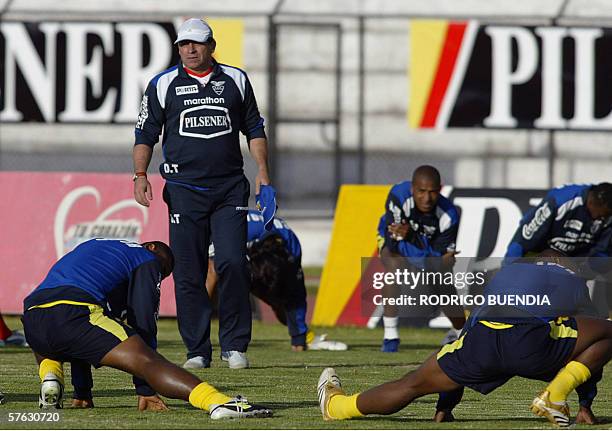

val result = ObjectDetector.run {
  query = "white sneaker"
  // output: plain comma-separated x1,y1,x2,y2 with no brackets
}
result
209,395,272,419
309,334,348,351
221,351,249,369
39,373,63,409
317,367,345,421
5,331,28,347
183,356,210,369
441,328,462,345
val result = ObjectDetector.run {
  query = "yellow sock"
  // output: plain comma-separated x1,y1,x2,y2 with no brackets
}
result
328,393,364,419
546,361,591,403
39,359,64,385
306,330,315,345
188,382,232,412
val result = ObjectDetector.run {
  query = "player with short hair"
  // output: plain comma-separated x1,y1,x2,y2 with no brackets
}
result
207,210,347,351
317,252,612,427
378,165,465,352
22,238,272,419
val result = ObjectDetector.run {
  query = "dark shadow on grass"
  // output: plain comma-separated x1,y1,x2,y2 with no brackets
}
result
345,343,440,350
258,400,318,411
246,362,422,370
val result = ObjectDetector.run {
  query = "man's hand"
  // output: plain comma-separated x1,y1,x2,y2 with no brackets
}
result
72,398,94,408
255,170,270,195
134,177,153,207
387,222,409,241
137,395,169,411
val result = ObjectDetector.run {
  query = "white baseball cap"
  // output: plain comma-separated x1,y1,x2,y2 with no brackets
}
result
174,18,213,44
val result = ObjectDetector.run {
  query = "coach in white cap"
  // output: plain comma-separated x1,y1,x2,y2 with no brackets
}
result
132,17,272,371
174,18,213,44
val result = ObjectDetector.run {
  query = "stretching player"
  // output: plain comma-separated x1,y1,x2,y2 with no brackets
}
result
506,183,612,259
317,251,612,427
206,210,347,352
22,238,271,419
378,165,465,352
505,182,612,422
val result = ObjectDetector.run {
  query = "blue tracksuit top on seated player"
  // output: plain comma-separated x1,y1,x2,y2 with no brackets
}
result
134,60,266,187
381,181,459,260
471,261,594,325
506,184,612,257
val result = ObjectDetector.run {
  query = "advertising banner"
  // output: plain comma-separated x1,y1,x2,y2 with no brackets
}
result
410,21,612,130
0,19,243,123
0,172,175,315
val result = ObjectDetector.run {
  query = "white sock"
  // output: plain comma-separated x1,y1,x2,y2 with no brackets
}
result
383,316,399,340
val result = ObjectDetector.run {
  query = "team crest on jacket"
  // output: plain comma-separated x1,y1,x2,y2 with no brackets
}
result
211,80,225,95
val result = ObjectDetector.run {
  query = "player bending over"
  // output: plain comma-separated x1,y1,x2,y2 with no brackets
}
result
205,210,347,353
22,238,272,419
317,251,611,427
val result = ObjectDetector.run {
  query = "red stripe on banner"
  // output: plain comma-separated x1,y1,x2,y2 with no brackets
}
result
420,22,467,128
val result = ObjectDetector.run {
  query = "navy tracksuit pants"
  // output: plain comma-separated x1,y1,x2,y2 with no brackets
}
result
163,175,251,360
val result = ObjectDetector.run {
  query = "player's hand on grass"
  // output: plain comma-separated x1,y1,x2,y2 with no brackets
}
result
388,221,409,241
575,405,597,424
442,250,459,269
72,398,94,408
134,177,153,207
138,394,169,411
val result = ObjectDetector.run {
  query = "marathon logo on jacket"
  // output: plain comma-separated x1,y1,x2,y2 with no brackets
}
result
184,97,225,106
179,105,232,139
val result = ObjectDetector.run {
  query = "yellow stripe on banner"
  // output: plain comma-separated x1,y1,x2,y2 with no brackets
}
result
28,300,98,310
408,20,449,128
549,321,578,340
437,334,465,360
88,305,129,342
312,185,391,326
208,19,244,69
480,320,514,330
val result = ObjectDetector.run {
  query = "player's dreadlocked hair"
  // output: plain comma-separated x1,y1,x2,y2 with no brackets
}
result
248,234,291,307
591,182,612,210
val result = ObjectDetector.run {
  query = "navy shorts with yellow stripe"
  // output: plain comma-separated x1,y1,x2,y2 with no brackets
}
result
23,301,135,368
437,318,577,394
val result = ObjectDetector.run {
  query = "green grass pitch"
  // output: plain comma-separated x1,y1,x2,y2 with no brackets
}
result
0,316,610,429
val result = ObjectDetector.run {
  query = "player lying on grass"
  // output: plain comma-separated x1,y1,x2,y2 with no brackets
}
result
204,210,347,353
22,238,272,419
317,251,612,427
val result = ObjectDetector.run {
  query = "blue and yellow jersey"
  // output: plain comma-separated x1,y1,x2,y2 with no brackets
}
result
472,261,594,325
